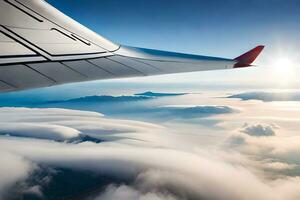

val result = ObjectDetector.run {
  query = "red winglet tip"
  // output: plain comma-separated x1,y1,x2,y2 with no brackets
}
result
234,45,265,68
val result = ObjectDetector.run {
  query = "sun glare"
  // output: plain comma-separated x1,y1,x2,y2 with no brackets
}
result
268,56,296,86
274,57,294,73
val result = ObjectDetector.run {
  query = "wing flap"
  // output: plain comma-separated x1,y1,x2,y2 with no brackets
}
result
0,64,54,90
108,56,162,75
62,60,114,80
88,58,144,77
27,62,87,84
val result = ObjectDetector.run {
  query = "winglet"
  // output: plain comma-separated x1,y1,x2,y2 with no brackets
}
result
234,45,265,68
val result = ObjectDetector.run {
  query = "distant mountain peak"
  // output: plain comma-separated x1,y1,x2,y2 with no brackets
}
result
46,95,153,104
135,91,187,97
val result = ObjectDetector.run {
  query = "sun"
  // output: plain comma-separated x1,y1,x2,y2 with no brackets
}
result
273,57,294,74
269,56,296,86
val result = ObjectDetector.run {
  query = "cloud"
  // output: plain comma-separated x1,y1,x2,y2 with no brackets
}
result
227,92,300,102
94,184,178,200
227,122,300,176
229,132,300,165
0,151,34,199
0,123,80,141
0,107,162,142
240,123,277,137
1,108,300,200
0,138,283,200
262,161,297,171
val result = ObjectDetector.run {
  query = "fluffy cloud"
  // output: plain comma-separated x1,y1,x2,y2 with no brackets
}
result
0,151,34,199
240,123,277,137
0,107,162,142
0,137,287,200
94,184,178,200
1,108,300,200
229,131,300,163
227,122,300,175
0,123,80,141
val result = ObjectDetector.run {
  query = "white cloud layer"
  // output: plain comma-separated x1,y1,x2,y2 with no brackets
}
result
0,107,300,200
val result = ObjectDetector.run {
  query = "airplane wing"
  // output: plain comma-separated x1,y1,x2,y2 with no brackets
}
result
0,0,264,92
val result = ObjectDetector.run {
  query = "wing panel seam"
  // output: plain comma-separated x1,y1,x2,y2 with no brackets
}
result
4,0,43,22
106,57,146,76
59,62,88,78
85,59,116,76
24,64,57,84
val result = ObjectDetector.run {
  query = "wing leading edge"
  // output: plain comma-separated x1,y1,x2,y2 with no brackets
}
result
0,0,264,92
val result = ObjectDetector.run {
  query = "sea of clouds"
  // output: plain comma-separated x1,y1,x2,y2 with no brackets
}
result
1,91,300,199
